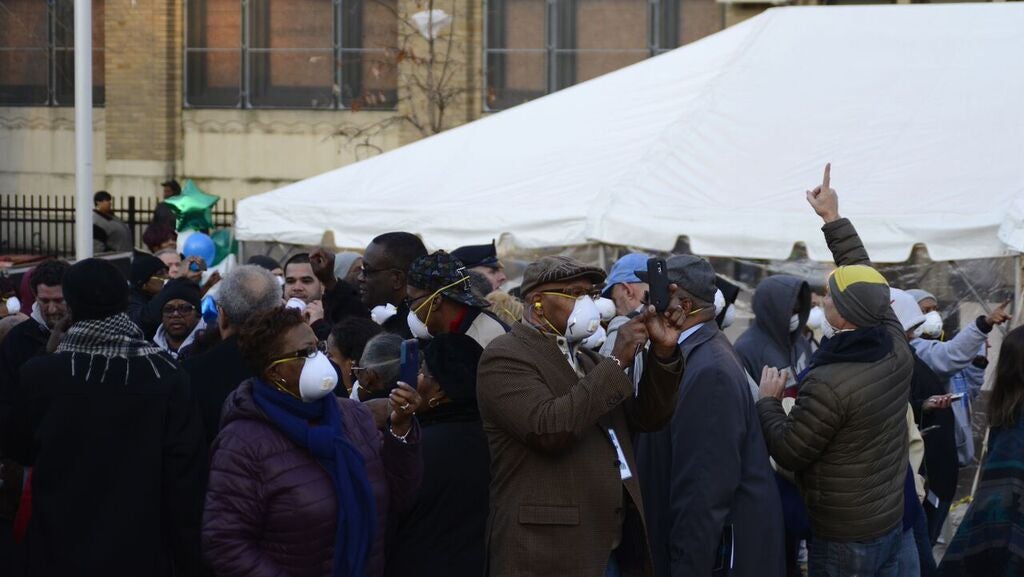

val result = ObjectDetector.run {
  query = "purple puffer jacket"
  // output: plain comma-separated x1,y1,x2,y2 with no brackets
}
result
202,379,422,577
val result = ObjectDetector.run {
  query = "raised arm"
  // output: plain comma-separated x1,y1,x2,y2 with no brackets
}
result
807,164,871,268
807,164,903,334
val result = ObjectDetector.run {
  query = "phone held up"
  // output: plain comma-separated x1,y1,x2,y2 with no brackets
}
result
646,258,670,313
399,339,419,390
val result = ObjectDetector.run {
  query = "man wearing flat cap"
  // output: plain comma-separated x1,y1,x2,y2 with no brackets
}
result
452,240,507,293
477,255,687,577
756,165,913,576
634,255,785,577
406,251,508,349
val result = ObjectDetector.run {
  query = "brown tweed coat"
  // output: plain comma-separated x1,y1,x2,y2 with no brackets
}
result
477,322,683,577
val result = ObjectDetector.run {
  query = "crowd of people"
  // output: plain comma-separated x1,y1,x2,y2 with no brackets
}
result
0,167,1022,577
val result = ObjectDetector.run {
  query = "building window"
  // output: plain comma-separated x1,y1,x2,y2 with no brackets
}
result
486,0,693,110
185,0,398,109
0,0,105,106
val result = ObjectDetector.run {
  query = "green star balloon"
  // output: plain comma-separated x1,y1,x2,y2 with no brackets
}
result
164,179,219,232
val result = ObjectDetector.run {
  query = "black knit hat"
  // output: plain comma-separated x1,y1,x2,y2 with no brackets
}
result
63,258,130,321
422,333,484,403
130,250,168,289
154,278,201,314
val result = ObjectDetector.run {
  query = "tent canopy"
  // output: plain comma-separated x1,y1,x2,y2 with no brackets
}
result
236,3,1024,263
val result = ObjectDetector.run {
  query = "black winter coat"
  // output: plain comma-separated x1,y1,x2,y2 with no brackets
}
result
0,318,49,439
636,322,785,577
182,335,254,446
909,354,959,501
387,404,490,577
6,352,208,577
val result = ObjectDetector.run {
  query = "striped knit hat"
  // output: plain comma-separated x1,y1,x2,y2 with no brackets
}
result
827,265,890,328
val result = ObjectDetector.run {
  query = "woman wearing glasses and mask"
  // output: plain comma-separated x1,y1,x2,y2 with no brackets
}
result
203,306,423,577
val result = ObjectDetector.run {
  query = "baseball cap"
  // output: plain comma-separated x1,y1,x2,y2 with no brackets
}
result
601,253,650,297
635,255,717,304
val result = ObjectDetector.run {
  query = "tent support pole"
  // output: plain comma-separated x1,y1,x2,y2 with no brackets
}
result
1015,254,1022,328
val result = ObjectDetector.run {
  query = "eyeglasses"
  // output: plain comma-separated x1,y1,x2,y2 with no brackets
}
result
360,263,401,277
351,358,399,377
162,304,196,317
267,341,327,369
542,287,602,300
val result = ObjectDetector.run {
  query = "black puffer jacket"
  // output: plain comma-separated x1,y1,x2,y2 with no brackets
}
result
756,218,912,542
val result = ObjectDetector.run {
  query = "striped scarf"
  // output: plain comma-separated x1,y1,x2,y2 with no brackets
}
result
57,313,174,382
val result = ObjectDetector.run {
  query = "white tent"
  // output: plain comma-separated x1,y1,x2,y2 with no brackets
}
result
236,3,1024,263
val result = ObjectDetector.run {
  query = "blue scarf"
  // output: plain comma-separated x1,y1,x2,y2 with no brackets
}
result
253,380,377,577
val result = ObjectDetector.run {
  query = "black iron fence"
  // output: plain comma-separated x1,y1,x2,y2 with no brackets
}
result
0,194,236,258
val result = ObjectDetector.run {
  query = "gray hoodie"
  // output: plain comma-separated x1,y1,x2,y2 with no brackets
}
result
911,317,989,381
734,275,812,387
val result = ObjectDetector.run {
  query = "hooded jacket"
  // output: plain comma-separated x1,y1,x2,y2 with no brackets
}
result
735,275,812,387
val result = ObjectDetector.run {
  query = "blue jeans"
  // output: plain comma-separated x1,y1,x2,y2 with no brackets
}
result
913,500,937,576
897,528,920,577
808,526,903,577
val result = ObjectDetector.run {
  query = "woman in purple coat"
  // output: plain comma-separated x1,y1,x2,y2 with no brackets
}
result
202,306,422,577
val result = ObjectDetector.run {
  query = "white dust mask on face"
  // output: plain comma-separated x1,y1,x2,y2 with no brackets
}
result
370,303,397,325
714,290,725,314
789,314,801,333
722,305,736,329
285,297,307,312
806,306,825,331
595,297,616,322
407,309,433,340
915,311,943,339
298,351,339,402
565,296,602,343
581,325,607,350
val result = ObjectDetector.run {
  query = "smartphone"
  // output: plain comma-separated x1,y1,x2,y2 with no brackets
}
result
399,339,419,390
949,393,965,402
646,258,670,313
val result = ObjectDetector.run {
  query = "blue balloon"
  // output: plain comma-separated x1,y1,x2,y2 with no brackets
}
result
182,232,216,266
201,294,219,324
